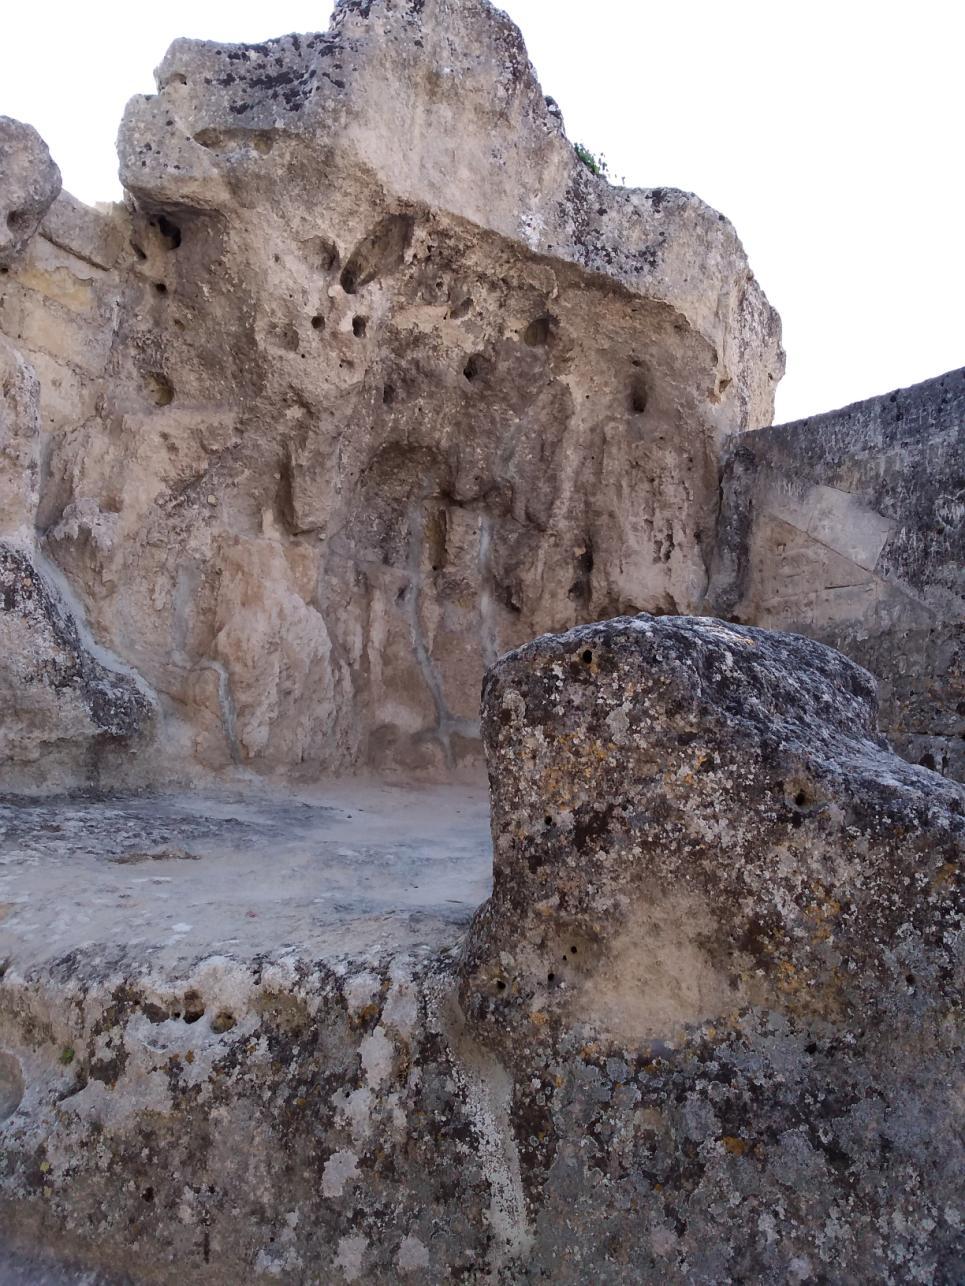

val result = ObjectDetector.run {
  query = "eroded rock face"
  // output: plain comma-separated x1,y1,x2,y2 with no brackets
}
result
0,117,61,268
0,124,152,786
708,367,965,781
0,0,782,785
1,618,960,1282
461,614,964,1279
0,545,154,785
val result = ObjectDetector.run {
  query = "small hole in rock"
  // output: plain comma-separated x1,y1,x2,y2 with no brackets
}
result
791,813,804,828
919,752,936,771
145,372,174,407
352,315,367,338
157,215,182,249
142,1187,154,1203
463,355,481,381
182,991,205,1024
496,979,506,992
581,649,593,664
905,974,915,987
311,314,325,331
154,282,168,295
794,790,809,807
630,377,648,415
382,384,396,406
523,315,552,347
544,816,553,827
547,973,556,984
570,946,578,955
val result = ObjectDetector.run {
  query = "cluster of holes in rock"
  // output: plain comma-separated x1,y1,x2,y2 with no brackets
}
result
494,944,580,995
141,993,236,1032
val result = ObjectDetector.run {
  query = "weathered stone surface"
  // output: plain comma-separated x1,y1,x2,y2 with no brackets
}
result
0,0,782,788
0,0,961,1278
2,618,961,1282
462,615,964,1280
0,117,61,268
0,283,154,786
709,368,965,780
0,545,155,786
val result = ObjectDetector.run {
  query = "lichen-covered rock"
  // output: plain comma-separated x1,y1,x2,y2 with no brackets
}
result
2,619,961,1282
0,0,782,786
0,117,61,267
0,544,155,786
461,614,964,1281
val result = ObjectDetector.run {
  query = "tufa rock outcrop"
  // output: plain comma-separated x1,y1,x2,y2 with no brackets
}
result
0,0,782,788
0,121,152,786
0,117,60,268
708,367,965,781
1,616,961,1281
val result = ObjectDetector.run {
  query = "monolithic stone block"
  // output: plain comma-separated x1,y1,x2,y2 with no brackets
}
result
461,614,964,1281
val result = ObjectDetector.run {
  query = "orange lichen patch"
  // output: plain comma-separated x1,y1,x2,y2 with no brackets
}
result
774,960,803,993
530,1010,549,1027
930,863,957,890
722,1135,751,1156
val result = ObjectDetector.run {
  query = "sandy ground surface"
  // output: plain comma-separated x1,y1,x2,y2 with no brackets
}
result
0,780,493,971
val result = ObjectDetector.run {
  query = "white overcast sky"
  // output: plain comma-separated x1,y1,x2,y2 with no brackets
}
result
2,0,962,423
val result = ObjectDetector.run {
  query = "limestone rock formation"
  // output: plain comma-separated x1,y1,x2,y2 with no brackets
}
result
0,121,152,787
0,545,153,783
710,368,964,780
1,616,960,1281
463,614,964,1279
1,1,961,1280
0,117,60,268
0,0,782,787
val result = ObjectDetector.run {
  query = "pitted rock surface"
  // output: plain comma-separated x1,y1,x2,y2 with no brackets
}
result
1,620,961,1282
0,117,61,267
709,367,965,780
460,615,964,1281
0,0,782,788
